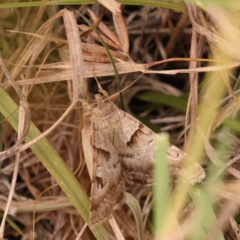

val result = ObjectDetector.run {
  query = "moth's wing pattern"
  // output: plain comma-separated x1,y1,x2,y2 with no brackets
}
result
90,101,125,227
82,94,205,227
115,109,185,184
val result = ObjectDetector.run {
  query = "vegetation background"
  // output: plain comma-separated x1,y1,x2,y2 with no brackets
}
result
0,0,240,239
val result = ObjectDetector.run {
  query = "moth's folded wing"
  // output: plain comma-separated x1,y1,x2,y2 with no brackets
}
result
116,110,157,185
90,133,125,227
115,109,204,185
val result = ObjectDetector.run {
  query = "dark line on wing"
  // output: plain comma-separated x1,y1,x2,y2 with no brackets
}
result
119,153,134,158
93,146,111,160
126,124,144,147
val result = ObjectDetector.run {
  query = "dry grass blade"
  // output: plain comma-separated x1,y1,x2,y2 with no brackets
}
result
185,4,200,148
113,13,129,54
2,61,240,90
0,53,30,160
0,86,28,238
63,9,86,101
79,24,120,50
97,0,121,15
229,216,240,240
88,9,121,47
109,217,125,240
186,3,239,58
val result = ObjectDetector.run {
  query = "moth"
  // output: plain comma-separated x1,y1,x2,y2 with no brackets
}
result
81,93,206,227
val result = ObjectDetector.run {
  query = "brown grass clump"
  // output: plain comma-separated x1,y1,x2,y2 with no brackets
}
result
1,1,240,240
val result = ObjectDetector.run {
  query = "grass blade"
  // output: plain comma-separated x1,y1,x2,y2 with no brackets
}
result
153,134,170,237
0,88,107,240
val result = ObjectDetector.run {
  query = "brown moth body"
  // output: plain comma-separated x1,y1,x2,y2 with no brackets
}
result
82,94,205,227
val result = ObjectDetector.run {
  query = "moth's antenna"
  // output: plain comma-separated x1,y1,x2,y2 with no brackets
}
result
94,77,109,97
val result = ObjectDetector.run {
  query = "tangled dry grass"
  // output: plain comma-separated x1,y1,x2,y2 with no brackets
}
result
1,1,240,240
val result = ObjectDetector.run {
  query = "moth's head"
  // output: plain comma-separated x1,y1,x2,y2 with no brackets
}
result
94,94,110,111
95,94,106,104
92,94,118,119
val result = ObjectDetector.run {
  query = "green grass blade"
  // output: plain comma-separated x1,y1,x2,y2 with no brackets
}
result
188,185,225,240
0,88,107,240
0,212,24,236
224,117,240,133
153,134,170,237
125,192,143,240
0,1,184,12
136,91,187,113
